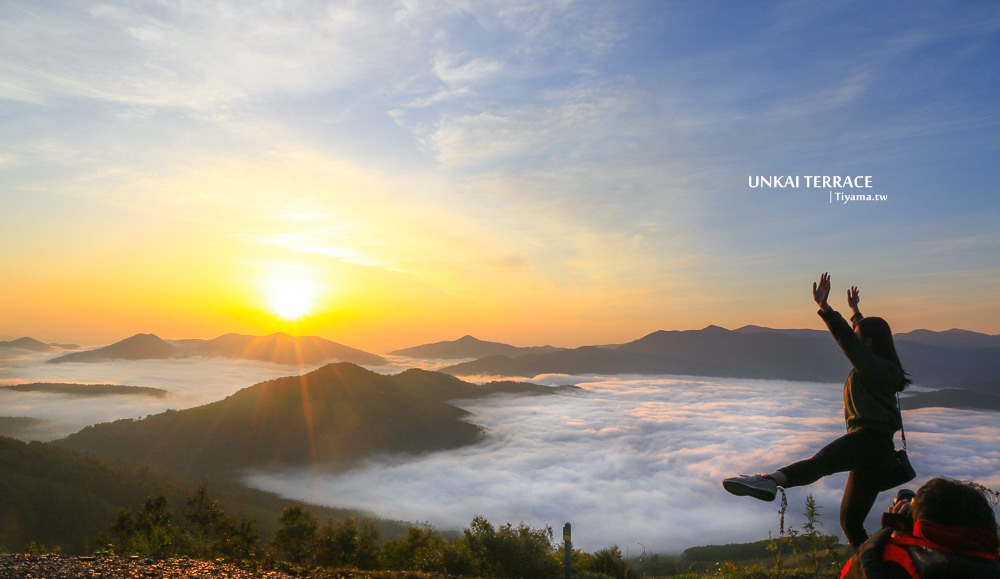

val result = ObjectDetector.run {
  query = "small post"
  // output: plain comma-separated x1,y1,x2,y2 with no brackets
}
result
563,522,572,579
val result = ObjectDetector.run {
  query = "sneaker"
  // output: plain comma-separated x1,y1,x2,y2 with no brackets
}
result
723,474,778,502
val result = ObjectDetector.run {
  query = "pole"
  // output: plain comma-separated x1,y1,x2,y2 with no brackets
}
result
563,522,571,579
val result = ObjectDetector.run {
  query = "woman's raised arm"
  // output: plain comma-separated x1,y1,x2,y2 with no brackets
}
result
848,286,862,320
813,272,831,311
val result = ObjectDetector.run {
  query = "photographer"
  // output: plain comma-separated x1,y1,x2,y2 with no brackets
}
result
841,478,1000,578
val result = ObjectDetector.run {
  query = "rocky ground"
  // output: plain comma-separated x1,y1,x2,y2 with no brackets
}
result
0,554,388,579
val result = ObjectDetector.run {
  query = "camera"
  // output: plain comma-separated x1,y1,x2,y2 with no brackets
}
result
881,488,915,532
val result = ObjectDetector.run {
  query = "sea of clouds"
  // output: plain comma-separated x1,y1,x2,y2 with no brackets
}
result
2,352,998,554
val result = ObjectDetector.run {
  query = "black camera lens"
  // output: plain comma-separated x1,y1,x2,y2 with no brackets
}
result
893,488,915,505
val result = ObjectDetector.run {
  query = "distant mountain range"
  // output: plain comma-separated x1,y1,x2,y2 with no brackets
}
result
389,334,566,359
15,324,1000,390
900,389,1000,412
0,337,79,351
894,328,1000,349
55,363,576,477
1,383,168,398
46,332,386,366
437,325,1000,393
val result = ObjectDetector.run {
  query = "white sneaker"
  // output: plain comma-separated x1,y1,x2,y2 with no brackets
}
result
723,474,778,502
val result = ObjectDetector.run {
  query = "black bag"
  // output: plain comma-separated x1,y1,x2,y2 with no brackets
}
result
880,392,916,491
881,448,916,491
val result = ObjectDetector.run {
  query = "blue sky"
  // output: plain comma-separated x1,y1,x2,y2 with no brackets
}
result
1,1,998,350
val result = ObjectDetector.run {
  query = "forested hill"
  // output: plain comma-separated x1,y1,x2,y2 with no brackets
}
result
0,436,394,554
55,363,575,478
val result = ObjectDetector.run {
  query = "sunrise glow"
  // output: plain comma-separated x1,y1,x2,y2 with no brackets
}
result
1,2,997,352
262,266,322,322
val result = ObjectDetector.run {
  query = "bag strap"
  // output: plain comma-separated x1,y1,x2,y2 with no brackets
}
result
897,392,907,451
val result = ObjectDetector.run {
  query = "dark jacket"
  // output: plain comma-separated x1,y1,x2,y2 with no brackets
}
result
819,308,902,433
840,521,1000,578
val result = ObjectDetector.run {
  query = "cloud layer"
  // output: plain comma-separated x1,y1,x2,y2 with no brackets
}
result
247,373,1000,553
0,351,320,440
3,352,998,553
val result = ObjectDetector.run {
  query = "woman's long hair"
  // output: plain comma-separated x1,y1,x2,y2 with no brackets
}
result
856,316,912,391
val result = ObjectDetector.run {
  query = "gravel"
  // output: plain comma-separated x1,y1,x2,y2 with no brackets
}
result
0,555,304,579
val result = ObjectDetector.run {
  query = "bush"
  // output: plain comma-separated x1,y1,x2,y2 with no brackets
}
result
380,525,448,573
578,545,633,578
272,505,318,565
464,515,559,579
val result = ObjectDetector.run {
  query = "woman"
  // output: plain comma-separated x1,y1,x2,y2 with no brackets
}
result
723,272,912,551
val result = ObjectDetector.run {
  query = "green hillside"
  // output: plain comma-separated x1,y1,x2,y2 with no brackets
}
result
55,363,570,478
0,436,405,554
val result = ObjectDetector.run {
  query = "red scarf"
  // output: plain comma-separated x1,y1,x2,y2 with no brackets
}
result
909,520,1000,559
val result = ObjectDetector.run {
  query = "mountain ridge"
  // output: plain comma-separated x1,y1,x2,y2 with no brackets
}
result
46,332,386,366
389,334,565,359
0,337,80,351
54,362,574,478
440,325,1000,392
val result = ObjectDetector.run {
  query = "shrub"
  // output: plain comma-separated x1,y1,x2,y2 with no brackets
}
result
464,515,559,579
273,504,318,565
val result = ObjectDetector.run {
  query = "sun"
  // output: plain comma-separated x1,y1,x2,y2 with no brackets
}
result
262,266,321,321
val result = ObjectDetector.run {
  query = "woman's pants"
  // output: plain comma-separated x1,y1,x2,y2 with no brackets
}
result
777,428,895,551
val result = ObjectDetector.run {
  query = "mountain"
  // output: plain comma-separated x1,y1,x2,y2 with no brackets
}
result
894,328,1000,349
615,326,847,380
443,326,850,382
442,325,1000,390
893,341,1000,391
0,337,79,351
0,417,47,440
731,325,829,339
190,332,386,365
47,333,180,363
0,436,407,554
47,332,386,366
55,363,572,477
900,389,1000,412
1,382,169,398
389,335,565,359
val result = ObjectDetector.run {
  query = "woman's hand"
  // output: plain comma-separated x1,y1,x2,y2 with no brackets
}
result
848,286,861,317
813,272,831,311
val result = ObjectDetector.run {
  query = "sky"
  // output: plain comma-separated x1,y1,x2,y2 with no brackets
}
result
2,1,999,353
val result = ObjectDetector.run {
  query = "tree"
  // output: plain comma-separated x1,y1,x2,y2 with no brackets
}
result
135,495,176,557
464,515,559,579
354,520,381,570
182,482,231,557
101,508,137,554
99,495,177,557
273,505,318,565
582,545,632,579
315,518,359,568
380,525,448,573
181,482,258,559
